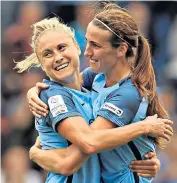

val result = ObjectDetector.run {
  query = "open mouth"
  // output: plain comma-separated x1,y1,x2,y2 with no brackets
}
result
90,59,98,63
55,62,69,71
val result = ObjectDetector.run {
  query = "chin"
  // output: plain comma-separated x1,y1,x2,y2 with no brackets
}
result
90,66,101,73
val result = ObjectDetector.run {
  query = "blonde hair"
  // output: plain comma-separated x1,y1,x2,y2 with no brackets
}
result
14,17,80,73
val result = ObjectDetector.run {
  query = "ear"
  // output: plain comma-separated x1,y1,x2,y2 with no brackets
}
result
73,40,81,56
76,43,81,56
40,63,45,71
41,66,45,71
77,46,81,56
117,42,128,57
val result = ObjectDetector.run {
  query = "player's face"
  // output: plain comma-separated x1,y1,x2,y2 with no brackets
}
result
37,31,80,83
84,22,118,74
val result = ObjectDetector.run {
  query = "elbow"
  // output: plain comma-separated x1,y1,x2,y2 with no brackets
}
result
80,137,98,155
53,162,73,176
59,167,74,176
82,144,97,155
29,146,36,161
58,163,80,176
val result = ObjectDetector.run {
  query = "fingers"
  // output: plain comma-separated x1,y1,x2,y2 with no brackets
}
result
30,107,48,117
130,159,157,166
165,124,173,133
130,165,154,171
31,96,48,110
160,133,171,141
137,173,155,178
130,166,157,177
36,136,40,141
34,136,41,148
131,169,156,174
160,124,173,141
29,99,48,114
36,82,49,89
29,98,48,117
130,160,158,177
130,152,160,178
144,152,156,159
161,118,173,125
153,114,158,118
31,110,42,118
164,127,173,137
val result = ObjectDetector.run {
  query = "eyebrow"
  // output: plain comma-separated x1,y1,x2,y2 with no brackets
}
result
40,48,52,55
85,37,99,45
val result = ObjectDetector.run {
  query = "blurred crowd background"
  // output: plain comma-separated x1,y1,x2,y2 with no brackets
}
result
1,1,177,183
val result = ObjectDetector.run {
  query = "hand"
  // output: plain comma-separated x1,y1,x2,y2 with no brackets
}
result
29,136,41,160
27,82,49,117
129,152,160,177
34,136,41,148
142,114,173,141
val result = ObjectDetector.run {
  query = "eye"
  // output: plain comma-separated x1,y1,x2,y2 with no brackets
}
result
91,42,100,48
43,51,52,58
58,45,66,51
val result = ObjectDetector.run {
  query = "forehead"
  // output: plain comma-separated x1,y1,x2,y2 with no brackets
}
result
37,31,74,51
85,22,112,44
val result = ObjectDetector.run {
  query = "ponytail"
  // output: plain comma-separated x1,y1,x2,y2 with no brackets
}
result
132,35,168,149
132,35,168,117
132,35,154,99
14,53,40,73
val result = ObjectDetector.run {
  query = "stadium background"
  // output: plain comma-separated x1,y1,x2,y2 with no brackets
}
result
1,1,177,183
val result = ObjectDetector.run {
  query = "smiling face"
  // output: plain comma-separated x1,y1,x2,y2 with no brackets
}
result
36,30,80,83
84,21,118,74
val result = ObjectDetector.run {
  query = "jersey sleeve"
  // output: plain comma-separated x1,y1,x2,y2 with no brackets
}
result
82,67,98,90
40,86,82,132
97,86,141,127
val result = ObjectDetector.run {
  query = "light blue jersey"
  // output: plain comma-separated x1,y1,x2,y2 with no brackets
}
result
35,79,100,183
83,68,156,183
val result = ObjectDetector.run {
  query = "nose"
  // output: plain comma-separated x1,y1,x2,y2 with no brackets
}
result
55,53,63,63
84,44,92,57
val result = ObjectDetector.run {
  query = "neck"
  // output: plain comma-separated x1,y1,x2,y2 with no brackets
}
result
64,78,81,91
105,58,132,87
52,71,82,91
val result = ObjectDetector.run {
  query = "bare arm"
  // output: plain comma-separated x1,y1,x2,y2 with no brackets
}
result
30,116,165,176
27,84,172,175
30,116,148,174
56,115,173,154
30,141,89,176
28,84,173,173
90,119,161,178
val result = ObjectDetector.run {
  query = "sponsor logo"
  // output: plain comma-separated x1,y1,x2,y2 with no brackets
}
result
101,102,123,116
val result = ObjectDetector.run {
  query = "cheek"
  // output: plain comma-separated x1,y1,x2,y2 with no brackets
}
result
95,49,105,59
68,51,79,66
41,59,52,70
73,57,79,68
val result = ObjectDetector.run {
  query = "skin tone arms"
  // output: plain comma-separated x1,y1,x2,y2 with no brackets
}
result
27,85,172,177
30,139,161,177
29,114,172,176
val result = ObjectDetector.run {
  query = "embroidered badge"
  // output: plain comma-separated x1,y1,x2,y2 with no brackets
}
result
48,95,68,117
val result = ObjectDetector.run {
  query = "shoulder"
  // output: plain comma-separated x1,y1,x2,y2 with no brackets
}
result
40,80,72,101
82,67,98,77
107,79,141,105
82,67,98,90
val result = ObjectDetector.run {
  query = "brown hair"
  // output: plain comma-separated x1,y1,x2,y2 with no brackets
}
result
92,2,169,148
